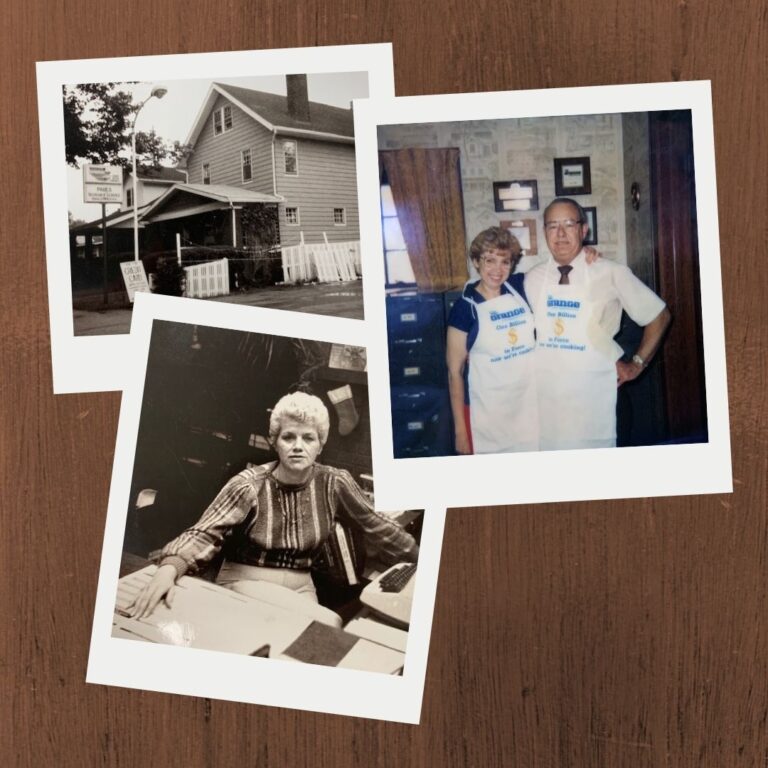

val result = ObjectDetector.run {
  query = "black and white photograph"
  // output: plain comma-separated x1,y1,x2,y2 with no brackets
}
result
355,81,731,510
37,45,395,393
66,72,367,335
87,294,444,722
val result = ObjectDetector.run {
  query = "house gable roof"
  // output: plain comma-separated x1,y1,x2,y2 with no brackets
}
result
121,165,187,186
140,183,284,222
72,182,284,231
183,82,355,150
70,205,151,232
134,166,187,183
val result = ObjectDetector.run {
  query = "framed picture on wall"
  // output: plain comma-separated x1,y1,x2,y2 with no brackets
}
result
583,206,597,245
554,156,591,195
493,179,539,212
500,218,538,256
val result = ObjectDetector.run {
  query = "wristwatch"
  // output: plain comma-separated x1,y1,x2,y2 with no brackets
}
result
631,353,646,368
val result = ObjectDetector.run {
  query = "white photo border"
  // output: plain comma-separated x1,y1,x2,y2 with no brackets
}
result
354,80,732,510
37,43,395,394
86,292,446,724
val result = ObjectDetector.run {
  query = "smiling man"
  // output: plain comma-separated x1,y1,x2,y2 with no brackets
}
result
524,197,671,451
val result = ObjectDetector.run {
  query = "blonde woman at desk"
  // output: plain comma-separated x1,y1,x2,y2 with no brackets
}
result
127,391,419,619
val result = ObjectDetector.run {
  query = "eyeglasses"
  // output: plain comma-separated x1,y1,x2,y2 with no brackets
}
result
544,219,583,232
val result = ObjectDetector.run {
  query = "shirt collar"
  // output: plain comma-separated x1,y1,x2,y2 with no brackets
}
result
464,280,513,302
549,250,586,270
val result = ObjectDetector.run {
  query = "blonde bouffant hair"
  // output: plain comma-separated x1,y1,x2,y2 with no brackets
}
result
269,392,330,447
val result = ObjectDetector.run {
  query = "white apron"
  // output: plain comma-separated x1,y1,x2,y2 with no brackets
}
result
534,261,617,451
465,282,539,454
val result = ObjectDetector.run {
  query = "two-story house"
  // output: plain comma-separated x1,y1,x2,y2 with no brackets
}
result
138,75,359,252
70,75,359,301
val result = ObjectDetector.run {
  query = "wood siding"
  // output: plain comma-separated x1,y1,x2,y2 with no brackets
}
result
275,137,359,246
186,93,274,195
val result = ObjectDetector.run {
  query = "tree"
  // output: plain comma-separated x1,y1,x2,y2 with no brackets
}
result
63,83,186,169
68,211,87,227
134,128,189,169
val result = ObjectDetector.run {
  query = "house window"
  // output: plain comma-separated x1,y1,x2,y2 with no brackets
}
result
126,188,133,208
212,105,233,136
381,182,416,286
285,207,300,225
202,163,211,185
241,149,252,182
283,141,298,175
333,207,346,226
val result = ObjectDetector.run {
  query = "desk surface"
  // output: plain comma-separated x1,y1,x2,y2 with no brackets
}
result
113,564,407,672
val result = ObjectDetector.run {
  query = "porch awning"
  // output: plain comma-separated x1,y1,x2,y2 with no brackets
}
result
141,183,284,223
69,205,151,233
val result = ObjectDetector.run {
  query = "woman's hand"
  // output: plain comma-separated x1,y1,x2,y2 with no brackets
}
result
584,245,602,264
126,564,178,619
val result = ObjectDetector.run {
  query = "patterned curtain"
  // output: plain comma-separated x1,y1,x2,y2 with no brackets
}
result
380,148,467,292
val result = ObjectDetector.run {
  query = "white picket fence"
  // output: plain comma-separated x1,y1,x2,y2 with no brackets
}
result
184,258,230,298
281,240,361,284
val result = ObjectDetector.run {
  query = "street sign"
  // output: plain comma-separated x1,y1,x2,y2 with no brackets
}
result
120,261,150,302
83,163,123,204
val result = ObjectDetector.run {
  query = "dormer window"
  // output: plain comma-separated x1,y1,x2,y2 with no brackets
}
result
283,141,298,175
212,105,233,136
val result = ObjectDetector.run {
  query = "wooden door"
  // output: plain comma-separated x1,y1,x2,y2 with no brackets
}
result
649,110,708,443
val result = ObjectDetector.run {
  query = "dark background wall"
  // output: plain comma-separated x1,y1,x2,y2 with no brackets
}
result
2,1,766,766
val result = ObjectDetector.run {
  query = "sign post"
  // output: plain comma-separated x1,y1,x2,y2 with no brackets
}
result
83,164,122,307
101,203,108,306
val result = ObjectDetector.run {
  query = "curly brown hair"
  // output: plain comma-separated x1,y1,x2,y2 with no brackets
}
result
468,227,523,272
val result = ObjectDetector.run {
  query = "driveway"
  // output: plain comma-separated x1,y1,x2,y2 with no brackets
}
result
73,280,365,336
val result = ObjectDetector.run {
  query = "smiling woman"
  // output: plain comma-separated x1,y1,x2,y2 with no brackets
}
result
445,226,538,456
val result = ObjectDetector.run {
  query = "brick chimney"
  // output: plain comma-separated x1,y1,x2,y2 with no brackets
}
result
286,74,310,122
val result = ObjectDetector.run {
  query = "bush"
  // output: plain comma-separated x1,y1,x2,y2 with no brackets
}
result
152,256,186,296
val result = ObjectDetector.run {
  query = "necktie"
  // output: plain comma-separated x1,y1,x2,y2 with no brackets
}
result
558,265,573,285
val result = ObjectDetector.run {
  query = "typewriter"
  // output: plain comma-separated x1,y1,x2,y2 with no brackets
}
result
360,562,417,628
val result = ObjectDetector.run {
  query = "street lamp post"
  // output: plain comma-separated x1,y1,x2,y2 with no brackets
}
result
131,86,167,262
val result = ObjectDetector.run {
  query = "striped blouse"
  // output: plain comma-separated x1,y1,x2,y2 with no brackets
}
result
159,463,417,576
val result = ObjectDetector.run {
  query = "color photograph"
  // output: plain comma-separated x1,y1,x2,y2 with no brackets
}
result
355,81,731,510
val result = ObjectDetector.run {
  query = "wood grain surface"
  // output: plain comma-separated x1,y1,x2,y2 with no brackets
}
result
2,1,766,765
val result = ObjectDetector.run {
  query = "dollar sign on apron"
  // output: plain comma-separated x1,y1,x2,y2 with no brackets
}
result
464,281,539,454
533,259,618,450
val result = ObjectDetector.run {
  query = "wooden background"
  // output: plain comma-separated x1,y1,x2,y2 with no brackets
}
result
2,1,765,765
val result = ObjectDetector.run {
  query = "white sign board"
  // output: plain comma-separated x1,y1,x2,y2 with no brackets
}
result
83,163,123,204
120,261,150,302
561,163,585,188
